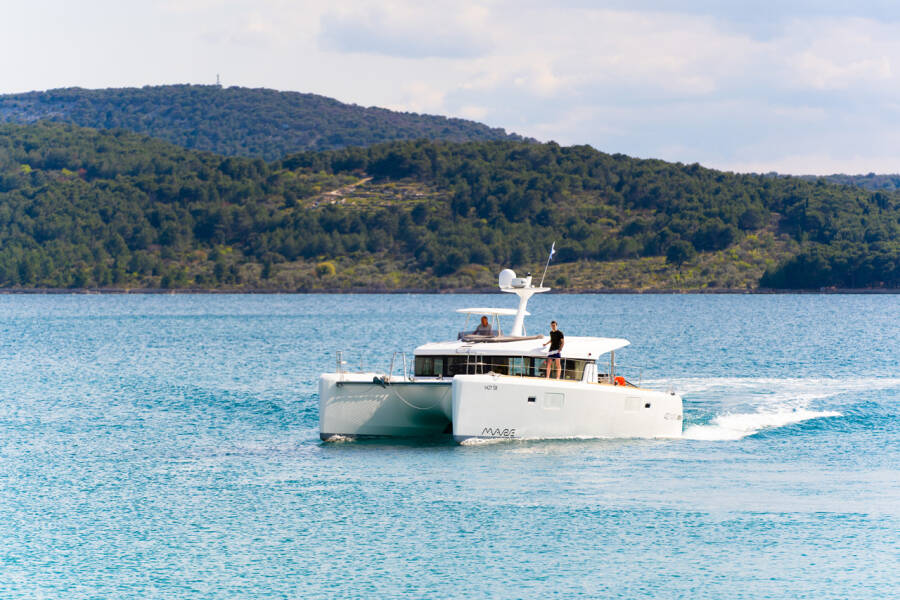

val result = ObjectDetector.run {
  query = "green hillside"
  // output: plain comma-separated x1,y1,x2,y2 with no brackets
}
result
0,122,898,291
0,85,523,160
814,173,900,192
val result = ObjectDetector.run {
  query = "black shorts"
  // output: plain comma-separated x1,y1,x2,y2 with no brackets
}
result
548,352,561,359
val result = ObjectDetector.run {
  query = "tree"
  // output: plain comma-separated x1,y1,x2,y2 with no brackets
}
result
666,240,696,266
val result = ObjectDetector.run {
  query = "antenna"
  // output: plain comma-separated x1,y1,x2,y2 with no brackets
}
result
539,241,556,288
498,269,549,336
216,73,221,88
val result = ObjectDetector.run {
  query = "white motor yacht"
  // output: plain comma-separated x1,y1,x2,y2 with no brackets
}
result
319,270,683,443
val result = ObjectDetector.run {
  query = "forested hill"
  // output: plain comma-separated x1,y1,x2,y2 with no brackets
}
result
0,121,898,291
0,85,523,160
815,173,900,192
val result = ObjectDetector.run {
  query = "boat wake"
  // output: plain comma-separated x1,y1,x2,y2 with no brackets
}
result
458,437,507,446
644,377,900,441
682,407,842,441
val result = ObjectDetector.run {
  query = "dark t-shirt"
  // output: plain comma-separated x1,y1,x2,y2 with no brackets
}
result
549,329,564,351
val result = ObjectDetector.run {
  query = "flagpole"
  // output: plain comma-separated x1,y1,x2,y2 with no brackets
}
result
539,241,555,288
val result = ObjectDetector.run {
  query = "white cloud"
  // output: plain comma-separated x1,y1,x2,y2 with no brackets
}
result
7,1,900,173
318,2,492,58
458,105,489,120
722,154,900,176
386,82,448,114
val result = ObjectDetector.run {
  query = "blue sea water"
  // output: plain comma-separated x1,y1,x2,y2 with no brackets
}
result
0,293,898,599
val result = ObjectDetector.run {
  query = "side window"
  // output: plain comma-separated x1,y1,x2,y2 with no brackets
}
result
530,359,586,379
508,356,529,376
566,360,587,381
415,356,429,376
415,356,447,377
484,356,509,375
447,356,467,376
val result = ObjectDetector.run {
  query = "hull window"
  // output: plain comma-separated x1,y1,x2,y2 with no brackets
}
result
542,393,565,410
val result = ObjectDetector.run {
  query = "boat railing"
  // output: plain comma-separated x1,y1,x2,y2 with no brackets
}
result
333,350,409,382
336,351,347,381
335,350,372,381
601,362,643,388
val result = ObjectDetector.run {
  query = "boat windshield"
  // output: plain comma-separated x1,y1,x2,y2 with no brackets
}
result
457,312,503,339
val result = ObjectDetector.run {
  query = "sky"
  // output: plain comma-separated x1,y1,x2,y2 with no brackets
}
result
3,0,900,174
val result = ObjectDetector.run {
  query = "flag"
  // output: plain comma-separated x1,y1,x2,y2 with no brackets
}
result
539,241,557,288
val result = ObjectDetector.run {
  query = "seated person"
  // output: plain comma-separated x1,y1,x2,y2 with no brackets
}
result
473,315,493,336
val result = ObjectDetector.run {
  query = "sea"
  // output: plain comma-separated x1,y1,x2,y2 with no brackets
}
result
0,293,897,599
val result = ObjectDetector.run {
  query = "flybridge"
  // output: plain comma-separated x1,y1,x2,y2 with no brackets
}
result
452,268,544,341
425,267,629,359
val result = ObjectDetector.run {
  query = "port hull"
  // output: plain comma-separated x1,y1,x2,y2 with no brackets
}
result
318,373,452,440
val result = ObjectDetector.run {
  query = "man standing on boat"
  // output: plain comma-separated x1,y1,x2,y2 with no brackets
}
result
542,321,564,379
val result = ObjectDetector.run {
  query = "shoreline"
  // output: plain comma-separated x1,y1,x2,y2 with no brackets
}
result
0,287,898,295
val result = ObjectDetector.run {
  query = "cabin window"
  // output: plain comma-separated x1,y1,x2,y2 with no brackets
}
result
446,356,467,376
481,356,509,375
447,356,486,376
508,356,530,376
445,355,513,375
416,355,588,378
532,358,589,380
569,360,587,381
414,356,445,377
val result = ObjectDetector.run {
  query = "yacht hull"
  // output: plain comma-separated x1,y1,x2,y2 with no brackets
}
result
318,372,682,442
318,373,452,440
451,374,682,442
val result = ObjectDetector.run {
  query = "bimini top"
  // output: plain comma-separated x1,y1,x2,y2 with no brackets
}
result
455,307,529,316
415,336,630,360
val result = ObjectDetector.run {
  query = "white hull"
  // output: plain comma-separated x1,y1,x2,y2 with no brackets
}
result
318,373,451,440
318,372,682,442
451,374,683,442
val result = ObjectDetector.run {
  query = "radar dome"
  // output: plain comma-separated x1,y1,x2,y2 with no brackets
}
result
498,269,516,288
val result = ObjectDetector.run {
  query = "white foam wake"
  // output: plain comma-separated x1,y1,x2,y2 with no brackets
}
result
458,437,506,446
648,376,900,402
683,408,842,441
640,376,900,442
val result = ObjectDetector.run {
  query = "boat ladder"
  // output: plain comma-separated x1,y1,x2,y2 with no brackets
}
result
386,351,409,383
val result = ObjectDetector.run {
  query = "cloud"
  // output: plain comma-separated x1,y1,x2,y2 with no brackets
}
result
318,3,492,58
458,105,489,120
10,1,900,173
723,153,900,176
386,82,447,114
778,18,899,91
420,6,900,172
200,12,279,48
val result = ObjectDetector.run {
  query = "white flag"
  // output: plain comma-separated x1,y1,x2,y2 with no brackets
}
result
549,241,556,260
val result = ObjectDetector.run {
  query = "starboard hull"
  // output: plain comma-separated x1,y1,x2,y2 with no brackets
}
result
452,374,683,442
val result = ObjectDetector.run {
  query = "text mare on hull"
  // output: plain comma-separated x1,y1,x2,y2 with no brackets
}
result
318,269,683,443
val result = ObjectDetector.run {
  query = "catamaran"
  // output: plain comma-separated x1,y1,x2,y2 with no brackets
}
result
319,269,683,443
